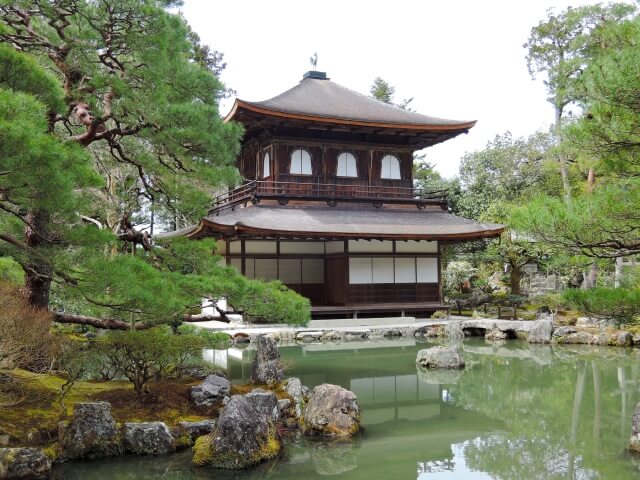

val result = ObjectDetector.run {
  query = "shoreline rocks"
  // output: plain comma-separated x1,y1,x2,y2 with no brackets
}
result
190,374,230,407
58,402,120,461
192,395,281,469
122,422,175,456
528,319,553,344
301,384,361,437
416,346,465,370
0,447,51,480
630,403,640,454
250,336,284,385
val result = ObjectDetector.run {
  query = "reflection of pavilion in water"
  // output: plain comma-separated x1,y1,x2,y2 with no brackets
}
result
204,339,501,479
206,339,444,425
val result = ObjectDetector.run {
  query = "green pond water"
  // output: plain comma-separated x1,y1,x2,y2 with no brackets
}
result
53,338,640,479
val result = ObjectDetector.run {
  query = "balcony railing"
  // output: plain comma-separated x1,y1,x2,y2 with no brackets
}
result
209,179,448,215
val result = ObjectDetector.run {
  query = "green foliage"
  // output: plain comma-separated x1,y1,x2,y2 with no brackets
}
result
178,324,232,347
96,328,206,397
370,77,395,104
0,256,22,284
444,261,476,295
563,287,640,326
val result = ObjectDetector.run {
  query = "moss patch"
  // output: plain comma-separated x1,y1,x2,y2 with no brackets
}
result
0,369,212,446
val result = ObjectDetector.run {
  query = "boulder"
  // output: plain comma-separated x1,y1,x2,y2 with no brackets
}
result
383,328,403,338
528,319,554,344
320,331,342,342
190,374,230,407
245,389,279,421
277,399,291,416
609,331,633,347
342,330,369,341
0,448,51,480
250,336,284,385
177,420,216,441
629,402,640,453
416,346,465,370
414,325,443,338
444,321,464,340
296,331,324,343
302,384,361,437
59,402,120,460
554,331,597,345
122,422,175,455
285,377,306,418
192,395,281,469
485,328,508,341
553,326,577,337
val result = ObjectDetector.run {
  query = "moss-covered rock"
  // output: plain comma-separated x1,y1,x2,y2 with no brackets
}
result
58,402,121,461
192,395,281,469
122,422,175,455
301,384,361,437
0,447,51,479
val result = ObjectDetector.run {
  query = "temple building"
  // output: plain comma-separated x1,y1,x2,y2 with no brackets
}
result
187,71,503,319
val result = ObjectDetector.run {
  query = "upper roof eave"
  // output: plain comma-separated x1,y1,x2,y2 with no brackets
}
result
225,99,477,132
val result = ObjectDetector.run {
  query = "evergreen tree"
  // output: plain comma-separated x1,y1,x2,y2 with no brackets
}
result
0,1,310,328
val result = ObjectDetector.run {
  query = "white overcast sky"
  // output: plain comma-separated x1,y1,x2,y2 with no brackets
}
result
179,0,619,178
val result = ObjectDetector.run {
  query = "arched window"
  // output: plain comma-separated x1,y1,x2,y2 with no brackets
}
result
262,152,270,178
336,152,358,177
381,155,401,179
290,149,312,175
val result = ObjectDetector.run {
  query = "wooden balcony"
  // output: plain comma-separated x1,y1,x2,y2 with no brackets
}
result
209,178,448,215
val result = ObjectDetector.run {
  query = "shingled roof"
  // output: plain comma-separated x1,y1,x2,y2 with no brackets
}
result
189,204,504,241
225,73,476,132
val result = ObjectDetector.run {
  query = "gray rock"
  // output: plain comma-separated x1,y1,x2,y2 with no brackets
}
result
59,402,120,460
629,402,640,453
177,420,216,440
416,346,465,370
320,331,342,342
285,377,305,418
245,388,279,420
342,330,370,341
296,331,324,342
555,331,597,345
610,331,633,347
0,448,51,480
528,319,554,344
250,336,284,385
485,328,508,341
190,374,230,407
553,326,577,337
444,321,464,340
123,422,175,455
192,395,281,469
278,398,291,415
383,328,403,338
414,325,443,338
302,384,360,437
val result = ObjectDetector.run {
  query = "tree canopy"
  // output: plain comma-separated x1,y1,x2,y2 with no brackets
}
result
0,0,310,328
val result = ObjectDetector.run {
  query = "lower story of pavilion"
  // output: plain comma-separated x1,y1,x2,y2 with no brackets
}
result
218,238,447,319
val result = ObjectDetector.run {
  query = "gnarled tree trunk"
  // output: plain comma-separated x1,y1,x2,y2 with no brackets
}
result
23,211,52,308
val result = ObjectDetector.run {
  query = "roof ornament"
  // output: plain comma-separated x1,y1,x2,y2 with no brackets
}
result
309,52,318,70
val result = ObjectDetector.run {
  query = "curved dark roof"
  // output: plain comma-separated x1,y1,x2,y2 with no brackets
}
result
226,76,476,131
189,204,503,241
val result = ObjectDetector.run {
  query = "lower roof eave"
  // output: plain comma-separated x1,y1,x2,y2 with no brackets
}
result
188,219,505,242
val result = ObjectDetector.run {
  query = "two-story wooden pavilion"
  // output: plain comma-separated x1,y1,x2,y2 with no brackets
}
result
187,71,503,319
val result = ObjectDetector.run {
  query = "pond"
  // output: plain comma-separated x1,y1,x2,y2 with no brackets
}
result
53,338,640,479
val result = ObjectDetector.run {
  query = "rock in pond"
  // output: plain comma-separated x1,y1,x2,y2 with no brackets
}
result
245,389,279,421
250,336,284,385
528,319,554,344
190,374,230,407
59,402,120,460
416,346,465,370
485,328,508,341
629,402,640,453
444,321,464,340
192,395,281,469
285,377,307,418
302,384,361,437
177,420,216,442
123,422,175,456
414,325,443,338
0,448,51,480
